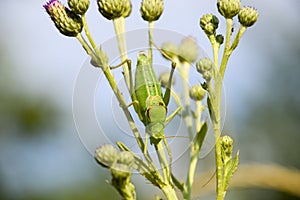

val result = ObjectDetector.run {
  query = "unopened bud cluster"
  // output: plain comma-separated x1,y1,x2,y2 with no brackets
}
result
196,57,214,81
95,144,134,170
217,0,241,19
95,144,135,199
44,0,83,37
200,14,219,36
178,37,199,63
238,6,258,27
68,0,90,15
161,42,178,60
161,37,199,64
189,85,206,101
220,135,233,158
140,0,164,22
97,0,132,20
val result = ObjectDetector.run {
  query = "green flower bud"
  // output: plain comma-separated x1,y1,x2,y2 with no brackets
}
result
200,14,219,36
238,6,258,27
68,0,90,15
95,144,118,168
216,34,224,45
111,163,135,199
140,0,164,22
97,0,132,20
217,0,241,19
161,42,178,60
159,71,175,88
117,151,134,166
196,57,214,81
189,85,206,101
178,37,198,63
44,0,83,37
111,163,131,179
220,135,234,165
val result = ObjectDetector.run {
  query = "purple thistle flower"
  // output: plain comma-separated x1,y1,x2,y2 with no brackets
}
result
43,0,83,37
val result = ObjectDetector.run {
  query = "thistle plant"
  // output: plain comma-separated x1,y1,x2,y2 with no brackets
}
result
44,0,258,199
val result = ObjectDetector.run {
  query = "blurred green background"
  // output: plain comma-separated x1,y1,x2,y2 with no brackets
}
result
0,0,299,200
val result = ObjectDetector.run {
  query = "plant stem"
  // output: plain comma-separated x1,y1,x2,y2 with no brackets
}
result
180,62,194,140
218,18,232,81
184,101,205,200
148,21,154,63
209,35,219,71
113,17,130,89
76,34,97,60
161,184,178,200
82,14,98,54
155,141,171,184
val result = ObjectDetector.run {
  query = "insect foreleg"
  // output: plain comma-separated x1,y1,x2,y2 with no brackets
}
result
163,62,176,106
110,59,135,96
165,106,182,125
109,59,131,70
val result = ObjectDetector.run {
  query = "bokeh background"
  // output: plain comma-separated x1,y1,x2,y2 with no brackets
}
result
0,0,299,199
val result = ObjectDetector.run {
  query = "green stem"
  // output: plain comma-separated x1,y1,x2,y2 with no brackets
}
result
209,35,219,71
148,21,154,63
160,184,178,200
76,34,97,60
184,150,199,200
155,141,178,200
184,101,205,200
230,26,246,53
82,14,98,54
219,18,232,80
155,141,171,184
180,62,194,140
113,17,130,89
213,25,247,200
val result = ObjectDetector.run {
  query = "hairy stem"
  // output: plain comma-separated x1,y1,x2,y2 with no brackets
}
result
82,14,98,54
113,17,130,89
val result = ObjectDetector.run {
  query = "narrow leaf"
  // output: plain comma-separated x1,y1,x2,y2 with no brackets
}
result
194,122,208,152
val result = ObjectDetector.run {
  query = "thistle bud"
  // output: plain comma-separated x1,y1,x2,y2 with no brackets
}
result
44,0,83,37
238,6,258,27
97,0,132,20
221,135,233,155
220,135,234,163
161,42,178,60
216,34,224,45
159,71,175,88
111,163,131,179
68,0,90,15
117,151,134,166
178,37,198,63
140,0,164,22
111,163,135,199
217,0,241,19
196,57,214,81
200,14,219,36
189,85,206,101
95,144,118,168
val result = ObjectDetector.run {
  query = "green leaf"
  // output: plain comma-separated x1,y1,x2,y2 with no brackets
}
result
194,122,208,152
224,150,239,190
207,96,216,122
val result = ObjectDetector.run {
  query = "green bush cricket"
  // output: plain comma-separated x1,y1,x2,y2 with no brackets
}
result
112,51,181,183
